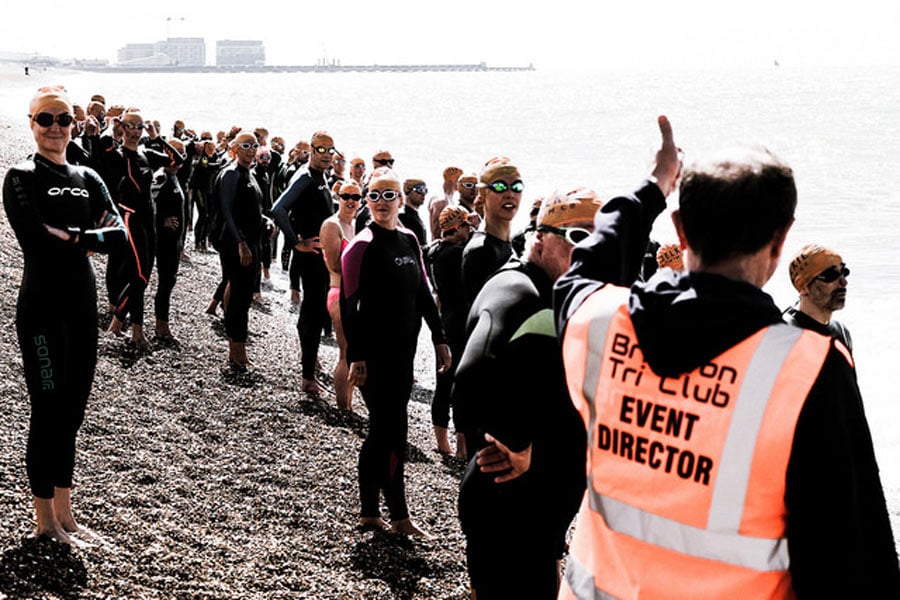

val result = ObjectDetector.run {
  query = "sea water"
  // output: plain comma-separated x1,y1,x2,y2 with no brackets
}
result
2,64,899,523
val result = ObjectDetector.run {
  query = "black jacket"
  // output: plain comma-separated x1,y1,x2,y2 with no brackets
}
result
554,180,900,598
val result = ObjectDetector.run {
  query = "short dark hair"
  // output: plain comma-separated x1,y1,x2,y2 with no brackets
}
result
678,146,796,266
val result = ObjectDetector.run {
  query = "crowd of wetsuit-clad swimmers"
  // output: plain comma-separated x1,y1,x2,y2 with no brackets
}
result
5,86,896,600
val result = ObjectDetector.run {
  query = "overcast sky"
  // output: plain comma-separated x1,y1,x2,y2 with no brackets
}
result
1,0,898,70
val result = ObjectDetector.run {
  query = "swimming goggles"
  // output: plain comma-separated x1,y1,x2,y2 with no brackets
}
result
480,180,525,194
538,224,592,245
367,189,400,202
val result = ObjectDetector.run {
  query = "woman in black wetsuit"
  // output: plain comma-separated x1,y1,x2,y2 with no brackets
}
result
2,86,127,544
214,131,265,370
340,168,451,537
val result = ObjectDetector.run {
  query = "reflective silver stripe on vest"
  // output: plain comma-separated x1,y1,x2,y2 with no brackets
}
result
580,299,801,572
707,324,801,533
566,553,620,600
581,287,631,452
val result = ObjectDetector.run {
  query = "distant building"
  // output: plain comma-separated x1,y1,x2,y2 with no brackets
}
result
217,40,266,67
117,37,205,67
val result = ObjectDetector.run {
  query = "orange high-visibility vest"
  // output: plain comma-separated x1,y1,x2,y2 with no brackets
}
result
559,285,831,600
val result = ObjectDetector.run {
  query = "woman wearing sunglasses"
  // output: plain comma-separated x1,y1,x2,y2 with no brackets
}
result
214,131,266,371
320,180,362,411
3,86,127,544
88,108,183,349
340,168,451,537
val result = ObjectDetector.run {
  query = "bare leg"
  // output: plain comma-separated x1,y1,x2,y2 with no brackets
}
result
107,315,123,336
434,426,452,455
329,298,353,410
229,341,248,368
34,496,73,544
455,432,468,461
390,517,432,539
155,318,174,340
206,298,219,315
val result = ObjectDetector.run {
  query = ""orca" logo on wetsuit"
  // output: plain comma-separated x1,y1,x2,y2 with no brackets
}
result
48,187,89,198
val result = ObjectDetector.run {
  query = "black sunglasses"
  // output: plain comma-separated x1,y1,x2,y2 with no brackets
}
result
815,265,850,283
31,112,74,127
339,193,362,201
374,158,395,166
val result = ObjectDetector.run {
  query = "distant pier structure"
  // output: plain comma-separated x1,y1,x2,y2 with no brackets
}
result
71,61,535,74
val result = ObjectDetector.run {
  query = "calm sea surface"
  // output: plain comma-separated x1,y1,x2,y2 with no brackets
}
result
2,65,899,508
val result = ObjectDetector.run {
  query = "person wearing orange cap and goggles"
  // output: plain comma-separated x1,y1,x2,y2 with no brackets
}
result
341,168,451,538
423,206,473,458
454,187,603,598
3,85,127,545
460,157,523,308
272,131,338,395
784,243,852,352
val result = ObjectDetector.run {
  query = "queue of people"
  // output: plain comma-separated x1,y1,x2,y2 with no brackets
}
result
3,86,898,599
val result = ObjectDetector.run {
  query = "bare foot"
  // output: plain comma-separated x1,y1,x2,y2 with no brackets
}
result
390,517,432,538
301,378,328,395
358,517,389,532
434,426,452,455
155,319,175,341
35,525,80,546
455,433,468,461
107,316,123,336
132,332,151,350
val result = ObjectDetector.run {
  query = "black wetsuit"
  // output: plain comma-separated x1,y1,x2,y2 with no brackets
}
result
272,166,333,380
91,136,178,325
398,205,428,246
424,238,468,430
783,305,853,353
215,163,264,343
152,169,186,323
190,152,224,250
253,163,273,275
454,259,586,597
461,231,513,309
3,154,127,498
341,223,445,521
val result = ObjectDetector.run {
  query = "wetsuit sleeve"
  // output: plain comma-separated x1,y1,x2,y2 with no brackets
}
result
415,238,446,345
144,138,183,171
340,238,368,363
785,344,900,597
218,169,244,245
272,173,311,246
553,180,667,334
72,168,128,253
87,134,124,189
2,166,64,254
